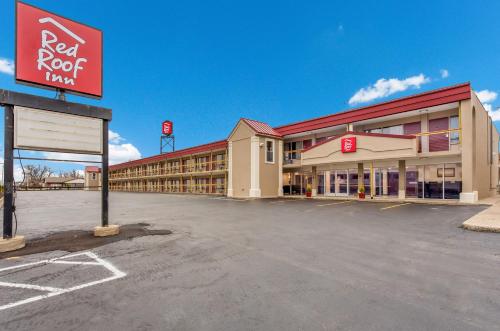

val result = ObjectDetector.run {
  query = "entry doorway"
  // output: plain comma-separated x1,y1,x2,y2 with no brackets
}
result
325,169,358,196
365,167,399,197
329,170,348,196
283,172,312,196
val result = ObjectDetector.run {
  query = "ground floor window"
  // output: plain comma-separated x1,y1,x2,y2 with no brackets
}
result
283,172,312,195
318,174,325,194
405,163,461,199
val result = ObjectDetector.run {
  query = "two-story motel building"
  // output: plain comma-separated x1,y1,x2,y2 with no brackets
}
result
109,82,499,203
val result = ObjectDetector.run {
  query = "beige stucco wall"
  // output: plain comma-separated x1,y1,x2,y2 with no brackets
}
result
228,121,253,197
85,172,101,191
259,136,280,197
468,93,500,198
302,134,417,166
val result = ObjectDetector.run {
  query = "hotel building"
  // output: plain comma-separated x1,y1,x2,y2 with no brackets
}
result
109,83,499,203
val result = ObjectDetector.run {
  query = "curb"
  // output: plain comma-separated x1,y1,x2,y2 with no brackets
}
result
280,196,489,206
463,222,500,233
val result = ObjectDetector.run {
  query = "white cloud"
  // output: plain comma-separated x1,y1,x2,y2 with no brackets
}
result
476,89,497,104
348,74,431,105
440,69,449,78
0,58,14,75
40,130,141,166
14,166,24,183
0,157,23,183
475,89,499,121
109,143,141,165
488,108,500,122
109,130,124,144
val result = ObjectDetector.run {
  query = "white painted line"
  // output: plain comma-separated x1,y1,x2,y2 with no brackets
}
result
269,200,298,204
380,203,412,210
211,197,248,202
0,281,63,293
0,251,126,311
51,261,101,266
316,201,352,207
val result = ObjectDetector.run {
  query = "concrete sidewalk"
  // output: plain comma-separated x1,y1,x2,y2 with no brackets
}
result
463,196,500,232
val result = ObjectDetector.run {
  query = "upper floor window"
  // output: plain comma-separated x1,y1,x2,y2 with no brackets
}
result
450,116,459,144
366,125,403,135
266,139,275,163
284,141,302,160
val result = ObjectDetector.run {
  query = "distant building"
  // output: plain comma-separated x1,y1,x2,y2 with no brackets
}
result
43,177,72,189
42,177,85,189
64,178,85,189
85,166,102,191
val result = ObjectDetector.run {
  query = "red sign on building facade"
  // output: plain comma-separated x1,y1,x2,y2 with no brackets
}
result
341,137,356,153
16,2,103,98
162,120,173,135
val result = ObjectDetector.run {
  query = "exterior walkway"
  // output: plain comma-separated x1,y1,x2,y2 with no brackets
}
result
463,195,500,232
282,195,492,206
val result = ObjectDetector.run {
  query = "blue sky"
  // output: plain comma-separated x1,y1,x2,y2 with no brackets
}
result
1,0,500,176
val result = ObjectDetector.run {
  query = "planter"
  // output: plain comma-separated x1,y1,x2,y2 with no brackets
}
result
306,191,312,198
358,192,365,199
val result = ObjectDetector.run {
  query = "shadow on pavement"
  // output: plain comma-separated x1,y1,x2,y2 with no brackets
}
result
0,223,172,259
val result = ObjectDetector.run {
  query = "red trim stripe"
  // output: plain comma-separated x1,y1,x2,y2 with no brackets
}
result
110,140,227,171
275,82,470,136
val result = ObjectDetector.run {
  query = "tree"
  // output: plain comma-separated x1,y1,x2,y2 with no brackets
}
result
58,169,84,179
23,164,53,187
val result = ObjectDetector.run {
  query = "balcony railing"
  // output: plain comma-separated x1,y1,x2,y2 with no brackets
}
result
414,128,461,153
109,160,227,180
283,150,302,165
280,129,461,164
109,182,226,194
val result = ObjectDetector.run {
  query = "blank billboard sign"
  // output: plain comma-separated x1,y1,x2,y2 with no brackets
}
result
14,106,103,154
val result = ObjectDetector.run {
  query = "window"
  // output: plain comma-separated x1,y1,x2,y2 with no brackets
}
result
450,116,459,144
91,173,96,180
365,125,403,135
284,141,301,160
381,125,403,135
266,139,275,163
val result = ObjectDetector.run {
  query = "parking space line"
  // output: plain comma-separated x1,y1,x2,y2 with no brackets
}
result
316,201,352,207
269,200,300,204
380,203,412,210
0,251,126,311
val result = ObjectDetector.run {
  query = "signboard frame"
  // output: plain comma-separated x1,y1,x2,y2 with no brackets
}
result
15,1,104,99
1,89,112,239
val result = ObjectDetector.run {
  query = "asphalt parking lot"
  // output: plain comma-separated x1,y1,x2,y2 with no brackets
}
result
1,191,500,331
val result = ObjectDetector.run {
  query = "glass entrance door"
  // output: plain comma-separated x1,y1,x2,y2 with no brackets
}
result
328,170,349,196
337,170,348,195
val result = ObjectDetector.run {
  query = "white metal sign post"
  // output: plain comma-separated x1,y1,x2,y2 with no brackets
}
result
0,89,112,241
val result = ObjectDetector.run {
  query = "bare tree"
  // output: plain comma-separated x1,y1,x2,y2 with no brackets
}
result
23,165,53,187
58,169,84,179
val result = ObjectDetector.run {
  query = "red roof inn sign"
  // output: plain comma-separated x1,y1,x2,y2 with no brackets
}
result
162,120,173,135
16,2,103,98
341,137,356,153
1,2,111,248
